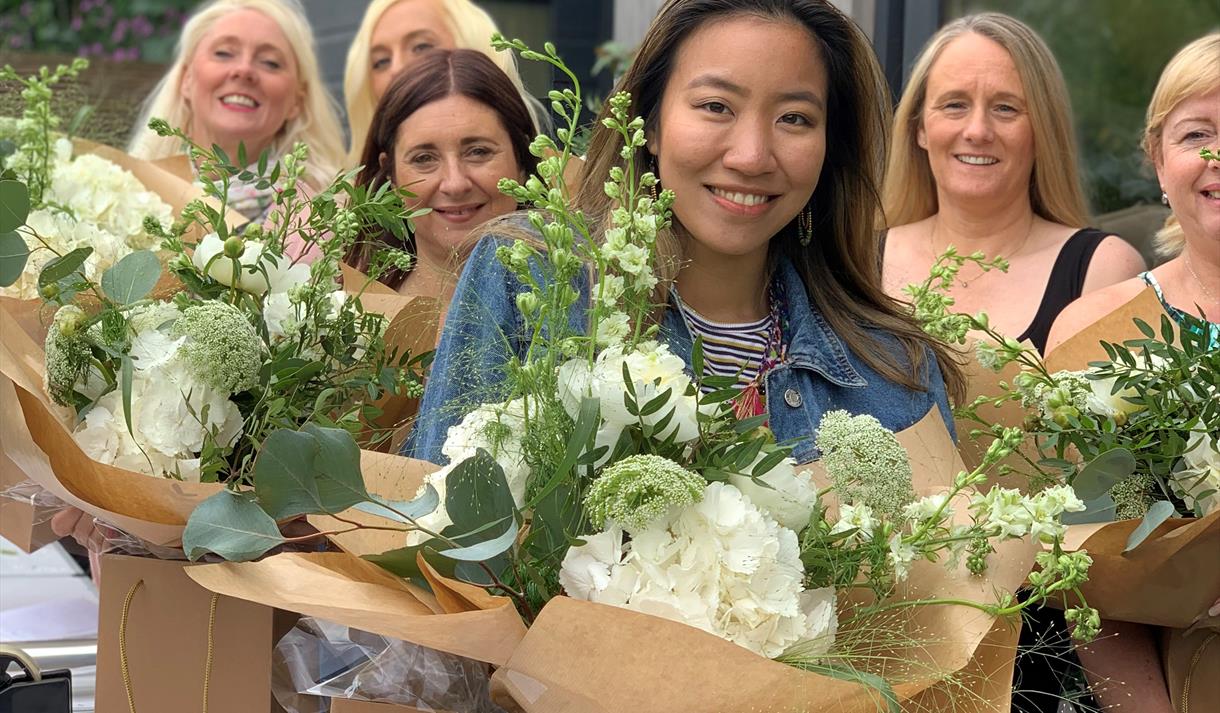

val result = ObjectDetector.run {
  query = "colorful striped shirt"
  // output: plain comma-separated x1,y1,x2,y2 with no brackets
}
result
676,301,772,390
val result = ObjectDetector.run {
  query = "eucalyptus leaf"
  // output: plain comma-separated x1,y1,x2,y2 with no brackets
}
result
101,250,161,303
300,423,368,511
364,541,434,579
38,247,93,287
253,429,322,519
352,484,439,523
1124,500,1176,551
0,179,29,233
182,489,285,561
1061,494,1117,525
0,230,29,287
435,517,518,561
445,450,515,532
1072,448,1136,500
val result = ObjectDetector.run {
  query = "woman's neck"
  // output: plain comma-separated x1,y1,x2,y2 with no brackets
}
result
400,240,460,301
1173,241,1220,319
675,242,769,322
930,192,1038,255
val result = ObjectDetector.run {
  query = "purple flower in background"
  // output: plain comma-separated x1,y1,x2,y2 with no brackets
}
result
9,35,25,49
70,15,83,31
89,42,103,56
111,18,128,44
20,2,34,18
132,16,153,39
80,0,97,11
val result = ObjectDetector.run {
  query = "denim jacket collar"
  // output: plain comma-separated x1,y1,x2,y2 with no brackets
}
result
661,257,868,388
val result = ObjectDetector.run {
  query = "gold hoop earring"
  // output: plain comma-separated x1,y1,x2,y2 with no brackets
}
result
648,155,659,202
798,204,813,246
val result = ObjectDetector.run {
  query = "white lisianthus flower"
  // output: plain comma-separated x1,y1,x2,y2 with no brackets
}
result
596,310,632,348
192,233,310,295
1084,375,1143,420
1026,485,1085,543
1174,430,1220,516
562,482,829,659
729,453,818,532
970,487,1034,538
830,502,877,542
556,343,701,468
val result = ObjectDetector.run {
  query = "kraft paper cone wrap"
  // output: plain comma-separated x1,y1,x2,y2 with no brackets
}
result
0,273,437,546
204,408,1033,713
1041,287,1219,628
186,552,528,666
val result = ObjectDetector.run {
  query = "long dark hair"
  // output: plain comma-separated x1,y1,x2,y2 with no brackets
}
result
345,48,539,289
574,0,965,400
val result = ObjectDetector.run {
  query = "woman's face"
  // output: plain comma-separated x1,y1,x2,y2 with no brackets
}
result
391,94,522,256
917,33,1036,208
651,15,828,264
181,8,302,160
369,0,456,101
1156,86,1220,251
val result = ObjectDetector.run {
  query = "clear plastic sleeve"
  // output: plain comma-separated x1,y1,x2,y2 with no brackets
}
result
272,617,507,713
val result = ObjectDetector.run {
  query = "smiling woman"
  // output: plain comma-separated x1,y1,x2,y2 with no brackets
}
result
405,0,965,469
344,49,538,311
126,0,345,216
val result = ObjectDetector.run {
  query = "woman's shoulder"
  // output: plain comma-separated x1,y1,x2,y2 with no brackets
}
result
1045,275,1150,353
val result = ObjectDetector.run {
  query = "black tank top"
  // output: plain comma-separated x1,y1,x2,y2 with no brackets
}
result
1017,228,1108,355
880,228,1108,355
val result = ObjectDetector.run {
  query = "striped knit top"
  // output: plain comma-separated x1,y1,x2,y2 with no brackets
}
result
676,300,772,390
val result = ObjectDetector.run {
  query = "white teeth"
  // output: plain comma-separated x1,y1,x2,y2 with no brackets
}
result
956,155,998,165
221,94,256,108
711,188,769,206
1204,190,1220,199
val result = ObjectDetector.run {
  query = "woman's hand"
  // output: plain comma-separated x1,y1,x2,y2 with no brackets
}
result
50,507,107,552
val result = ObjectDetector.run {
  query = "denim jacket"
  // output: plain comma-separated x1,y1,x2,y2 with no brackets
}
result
404,235,954,465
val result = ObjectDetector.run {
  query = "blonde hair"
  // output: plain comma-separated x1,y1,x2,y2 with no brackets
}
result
127,0,345,187
343,0,544,164
1143,33,1220,257
882,12,1089,229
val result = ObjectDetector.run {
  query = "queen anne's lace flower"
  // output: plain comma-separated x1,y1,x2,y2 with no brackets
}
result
816,410,914,518
561,482,836,658
44,305,92,406
172,302,264,395
585,455,704,532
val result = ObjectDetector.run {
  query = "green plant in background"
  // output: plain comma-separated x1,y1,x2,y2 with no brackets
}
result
1,0,196,63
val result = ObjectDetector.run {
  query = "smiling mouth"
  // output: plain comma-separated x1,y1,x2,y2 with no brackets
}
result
1204,190,1220,200
707,186,776,208
432,205,484,220
955,154,998,166
220,94,259,109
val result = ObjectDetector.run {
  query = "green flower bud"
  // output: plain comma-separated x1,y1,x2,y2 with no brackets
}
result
223,236,245,258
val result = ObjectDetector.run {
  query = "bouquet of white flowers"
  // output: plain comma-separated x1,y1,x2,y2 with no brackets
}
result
180,40,1095,712
0,62,433,545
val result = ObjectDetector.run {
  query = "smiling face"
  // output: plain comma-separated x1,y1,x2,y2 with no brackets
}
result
369,0,456,101
181,8,302,161
1156,86,1220,249
917,32,1035,208
650,14,828,265
391,94,522,258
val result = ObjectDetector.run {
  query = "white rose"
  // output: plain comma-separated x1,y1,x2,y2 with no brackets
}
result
729,454,819,532
192,233,310,295
1085,375,1143,419
1175,430,1220,516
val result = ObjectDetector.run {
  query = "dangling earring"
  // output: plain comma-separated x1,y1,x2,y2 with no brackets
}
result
798,204,813,246
1161,191,1170,207
648,155,659,202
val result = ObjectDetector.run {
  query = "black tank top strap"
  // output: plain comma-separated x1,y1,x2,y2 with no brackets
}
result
1018,228,1109,355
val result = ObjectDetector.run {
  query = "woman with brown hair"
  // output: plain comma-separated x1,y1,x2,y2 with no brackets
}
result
406,0,963,466
344,48,539,311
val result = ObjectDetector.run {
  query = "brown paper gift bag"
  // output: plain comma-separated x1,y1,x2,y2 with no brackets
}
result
95,554,290,713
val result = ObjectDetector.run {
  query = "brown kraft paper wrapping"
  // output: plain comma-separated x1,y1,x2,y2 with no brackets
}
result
194,409,1036,713
94,553,292,713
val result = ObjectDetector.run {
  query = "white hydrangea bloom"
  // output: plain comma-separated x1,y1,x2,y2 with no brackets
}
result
729,453,819,532
47,152,172,246
561,482,835,659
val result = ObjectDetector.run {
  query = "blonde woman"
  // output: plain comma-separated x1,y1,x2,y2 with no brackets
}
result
343,0,545,164
126,0,345,219
1047,35,1219,709
881,13,1144,357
